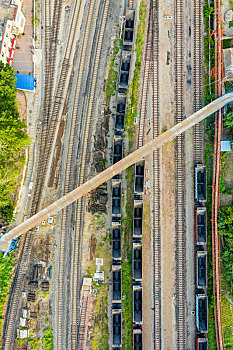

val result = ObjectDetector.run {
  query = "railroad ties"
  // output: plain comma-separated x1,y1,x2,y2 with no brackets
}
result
193,2,207,346
111,7,136,349
136,0,161,347
174,0,186,347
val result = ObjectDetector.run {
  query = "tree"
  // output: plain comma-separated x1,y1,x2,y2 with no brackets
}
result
0,63,30,221
224,111,233,129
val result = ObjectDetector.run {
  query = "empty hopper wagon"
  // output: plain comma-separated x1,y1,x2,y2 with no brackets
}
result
195,164,206,203
112,182,121,217
133,203,143,238
133,242,142,281
112,264,121,303
133,328,142,350
197,337,208,350
112,226,121,260
118,52,131,91
115,94,126,132
112,310,122,347
196,251,207,290
113,138,123,164
123,8,135,48
195,207,207,245
134,160,145,194
196,294,208,333
133,285,143,324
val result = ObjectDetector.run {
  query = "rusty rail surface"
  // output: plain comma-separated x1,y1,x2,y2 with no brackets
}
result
212,0,224,348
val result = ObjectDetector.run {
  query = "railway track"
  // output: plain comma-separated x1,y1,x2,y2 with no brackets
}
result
174,0,186,348
137,1,153,148
56,0,100,348
151,0,161,348
31,0,84,215
1,0,62,346
137,0,161,347
212,0,224,348
55,1,109,349
2,0,85,347
193,0,203,162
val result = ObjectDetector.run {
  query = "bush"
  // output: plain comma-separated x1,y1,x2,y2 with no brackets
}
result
42,327,53,350
0,62,30,221
219,205,233,283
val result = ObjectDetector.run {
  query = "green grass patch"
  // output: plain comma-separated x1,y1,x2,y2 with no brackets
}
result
42,327,53,350
121,165,134,349
87,216,110,350
0,253,14,340
229,0,233,10
223,39,232,49
28,337,41,350
105,37,122,102
204,134,217,349
90,284,109,350
221,293,233,348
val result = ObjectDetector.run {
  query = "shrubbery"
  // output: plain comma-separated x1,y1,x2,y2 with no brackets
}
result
219,205,233,283
0,62,30,221
0,252,14,338
42,327,53,350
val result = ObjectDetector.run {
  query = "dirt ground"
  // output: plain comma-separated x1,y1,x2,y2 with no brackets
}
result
16,91,27,119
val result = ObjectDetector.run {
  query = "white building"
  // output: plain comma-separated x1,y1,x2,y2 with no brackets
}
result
0,0,25,64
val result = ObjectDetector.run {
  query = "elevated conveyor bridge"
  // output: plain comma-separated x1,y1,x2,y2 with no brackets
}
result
1,92,233,254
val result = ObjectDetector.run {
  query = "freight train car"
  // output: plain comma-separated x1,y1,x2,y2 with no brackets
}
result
112,181,121,217
112,264,121,303
133,285,142,324
113,138,123,164
133,203,143,238
195,164,206,203
112,225,121,260
115,94,126,132
195,207,207,245
196,294,208,333
123,8,135,48
134,161,145,195
197,337,208,350
133,242,142,281
133,328,142,350
197,251,207,290
119,52,131,91
112,310,122,347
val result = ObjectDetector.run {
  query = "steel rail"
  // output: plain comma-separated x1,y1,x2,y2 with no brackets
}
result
193,0,203,162
31,0,84,215
55,1,109,349
1,93,233,252
56,0,99,347
174,0,186,347
212,0,224,348
1,0,60,345
71,3,109,348
137,0,153,148
150,0,161,348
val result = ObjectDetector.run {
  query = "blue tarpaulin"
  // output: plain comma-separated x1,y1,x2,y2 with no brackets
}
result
15,74,35,91
221,141,231,152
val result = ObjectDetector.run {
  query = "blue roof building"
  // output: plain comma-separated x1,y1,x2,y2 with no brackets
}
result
15,74,35,91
